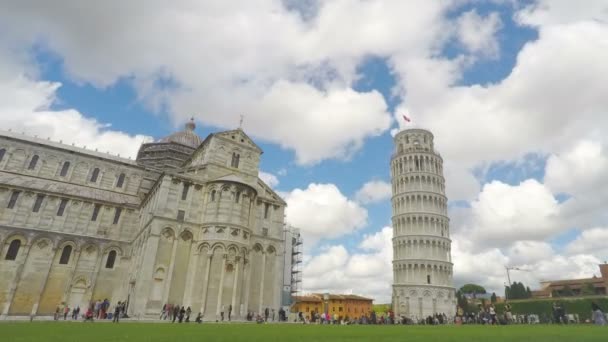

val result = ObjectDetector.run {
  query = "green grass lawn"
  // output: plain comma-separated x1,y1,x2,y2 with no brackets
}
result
3,322,606,342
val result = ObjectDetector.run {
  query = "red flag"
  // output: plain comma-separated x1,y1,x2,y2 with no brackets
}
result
402,114,411,122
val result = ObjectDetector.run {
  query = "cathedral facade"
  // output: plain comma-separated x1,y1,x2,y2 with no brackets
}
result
0,120,286,320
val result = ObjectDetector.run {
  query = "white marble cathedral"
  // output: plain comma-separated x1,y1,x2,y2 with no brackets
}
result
0,119,286,320
391,128,456,319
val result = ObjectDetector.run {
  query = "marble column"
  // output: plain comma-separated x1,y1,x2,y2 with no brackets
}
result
240,258,251,317
182,245,200,307
258,252,266,313
200,253,212,314
230,256,241,319
87,246,105,304
215,254,227,317
161,236,179,304
31,247,57,316
132,233,159,316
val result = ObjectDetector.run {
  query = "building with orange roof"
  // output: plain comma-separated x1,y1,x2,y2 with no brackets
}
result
532,263,608,298
292,293,373,320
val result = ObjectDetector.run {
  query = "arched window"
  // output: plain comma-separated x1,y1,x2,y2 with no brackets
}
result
27,155,39,170
0,148,5,163
116,173,126,188
210,190,216,202
59,245,72,265
427,275,431,284
7,190,20,209
59,161,70,177
5,239,21,260
235,191,241,203
105,250,117,268
231,153,240,168
90,168,100,182
264,203,270,219
181,183,190,200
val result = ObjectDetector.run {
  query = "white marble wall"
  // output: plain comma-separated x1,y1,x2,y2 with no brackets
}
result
390,129,455,319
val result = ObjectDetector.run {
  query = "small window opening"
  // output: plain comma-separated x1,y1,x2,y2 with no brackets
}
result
90,168,100,182
105,250,117,268
33,194,45,212
116,173,126,188
59,161,70,177
91,204,101,221
28,155,39,170
113,208,122,224
59,245,72,265
5,240,21,260
181,183,190,200
57,198,69,216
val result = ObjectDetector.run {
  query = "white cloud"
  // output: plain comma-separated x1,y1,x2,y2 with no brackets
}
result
457,179,561,246
456,9,502,58
566,227,608,258
0,75,151,159
258,170,279,188
355,180,392,204
545,140,608,195
303,226,393,302
516,0,608,27
282,183,368,247
0,0,461,165
507,241,554,266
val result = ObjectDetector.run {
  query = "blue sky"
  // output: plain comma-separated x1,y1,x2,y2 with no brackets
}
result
1,0,608,301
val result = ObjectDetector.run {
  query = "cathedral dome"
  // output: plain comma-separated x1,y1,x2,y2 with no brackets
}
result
159,118,202,148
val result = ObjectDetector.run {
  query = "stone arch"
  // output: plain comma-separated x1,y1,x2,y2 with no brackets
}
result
252,243,263,253
211,243,226,254
161,227,176,240
198,242,211,253
179,229,193,241
103,245,123,256
266,245,277,254
71,275,90,289
31,235,55,250
4,233,28,246
227,244,239,256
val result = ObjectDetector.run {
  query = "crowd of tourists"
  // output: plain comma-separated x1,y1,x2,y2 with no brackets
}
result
454,301,606,326
53,299,128,323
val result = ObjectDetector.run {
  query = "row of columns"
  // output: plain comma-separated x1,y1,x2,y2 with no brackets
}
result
392,195,447,215
393,215,449,236
393,176,445,194
393,242,451,261
392,154,443,176
393,264,453,285
1,238,109,318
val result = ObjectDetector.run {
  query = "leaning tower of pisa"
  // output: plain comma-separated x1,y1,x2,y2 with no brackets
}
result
391,128,455,319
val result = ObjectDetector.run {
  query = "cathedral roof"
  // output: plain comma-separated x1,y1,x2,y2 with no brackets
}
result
159,118,202,148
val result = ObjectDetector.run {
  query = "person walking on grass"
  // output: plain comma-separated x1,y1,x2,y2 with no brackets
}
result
113,301,121,323
592,302,607,325
178,306,186,323
228,304,232,321
173,305,179,323
186,307,192,323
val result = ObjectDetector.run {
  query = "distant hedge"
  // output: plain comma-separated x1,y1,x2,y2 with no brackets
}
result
495,296,608,322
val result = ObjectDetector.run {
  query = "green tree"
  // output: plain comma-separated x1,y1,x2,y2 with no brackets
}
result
491,292,497,303
526,286,532,298
581,283,596,296
459,284,487,296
